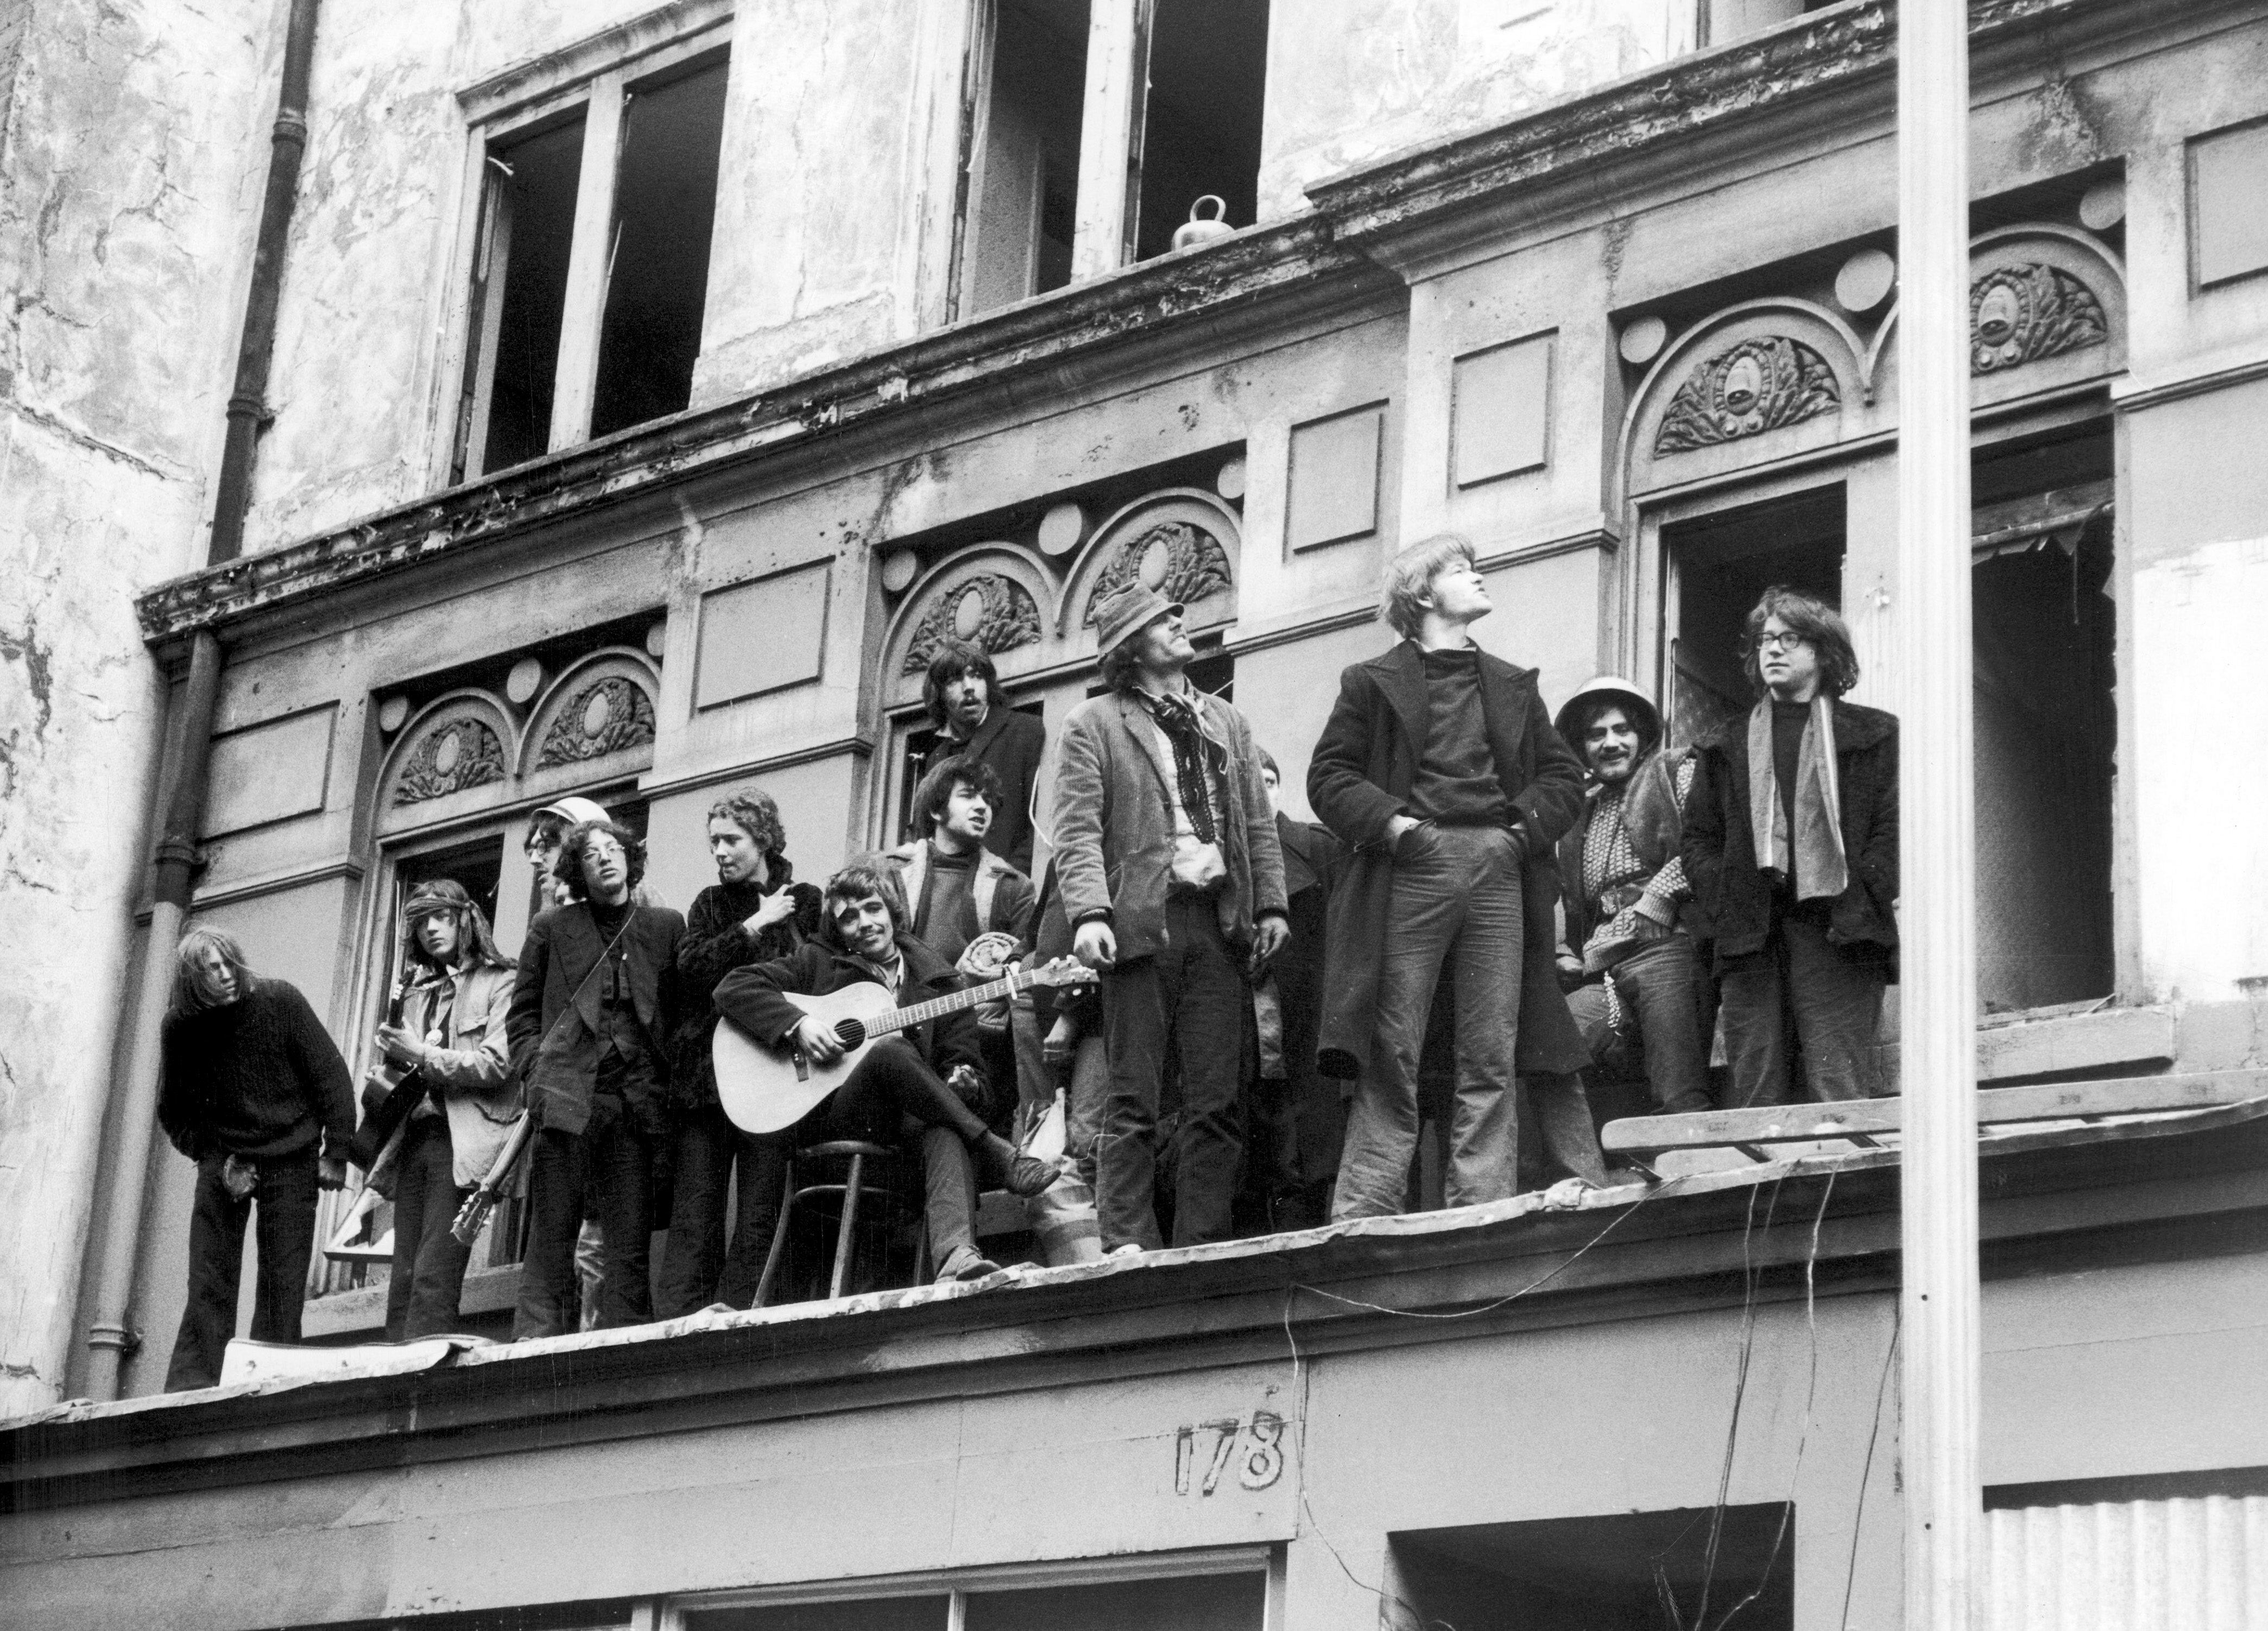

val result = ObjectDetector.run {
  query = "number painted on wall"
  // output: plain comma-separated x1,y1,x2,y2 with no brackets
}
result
1172,1410,1286,1495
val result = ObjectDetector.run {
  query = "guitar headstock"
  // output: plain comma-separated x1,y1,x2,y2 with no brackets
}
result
1027,955,1100,990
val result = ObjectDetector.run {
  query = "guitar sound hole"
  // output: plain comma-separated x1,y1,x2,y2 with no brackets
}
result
836,1021,866,1049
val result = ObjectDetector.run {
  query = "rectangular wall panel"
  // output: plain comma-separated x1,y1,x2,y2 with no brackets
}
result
1985,1496,2268,1630
694,561,831,709
2192,119,2268,288
1452,331,1553,488
202,704,336,836
1285,402,1383,552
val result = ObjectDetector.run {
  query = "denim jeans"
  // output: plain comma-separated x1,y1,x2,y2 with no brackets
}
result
1098,892,1248,1251
164,1148,319,1391
658,1106,791,1315
1570,935,1715,1115
385,1115,475,1340
1720,908,1888,1106
514,1111,656,1339
1334,824,1527,1219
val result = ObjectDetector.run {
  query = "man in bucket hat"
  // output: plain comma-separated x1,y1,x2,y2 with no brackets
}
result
1052,584,1288,1254
1552,676,1714,1116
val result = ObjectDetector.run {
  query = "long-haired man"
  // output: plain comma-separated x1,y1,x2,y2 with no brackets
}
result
1682,587,1899,1105
156,926,355,1389
368,880,519,1339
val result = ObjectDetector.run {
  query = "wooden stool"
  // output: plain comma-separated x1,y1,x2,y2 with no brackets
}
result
753,1139,906,1305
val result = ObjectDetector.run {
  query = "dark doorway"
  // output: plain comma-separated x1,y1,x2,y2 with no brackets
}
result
1661,486,1846,750
1971,423,2117,1012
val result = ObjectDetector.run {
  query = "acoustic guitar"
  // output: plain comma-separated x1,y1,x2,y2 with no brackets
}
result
712,956,1098,1135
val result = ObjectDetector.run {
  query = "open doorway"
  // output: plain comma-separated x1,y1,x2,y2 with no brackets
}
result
1971,421,2115,1012
1660,486,1846,751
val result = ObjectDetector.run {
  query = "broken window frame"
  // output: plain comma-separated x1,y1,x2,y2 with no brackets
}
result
948,0,1272,320
444,3,734,486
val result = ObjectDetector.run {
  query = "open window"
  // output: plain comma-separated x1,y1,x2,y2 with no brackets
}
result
1392,1506,1795,1630
956,0,1269,315
454,40,730,481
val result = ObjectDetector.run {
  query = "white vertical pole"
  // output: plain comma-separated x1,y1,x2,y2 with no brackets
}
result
549,73,626,452
1896,2,1982,1629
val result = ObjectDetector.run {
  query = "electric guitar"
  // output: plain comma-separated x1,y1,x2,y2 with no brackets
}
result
448,1109,535,1246
712,956,1098,1135
349,982,431,1171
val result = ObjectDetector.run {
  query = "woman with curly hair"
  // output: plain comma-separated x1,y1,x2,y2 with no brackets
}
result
658,789,822,1313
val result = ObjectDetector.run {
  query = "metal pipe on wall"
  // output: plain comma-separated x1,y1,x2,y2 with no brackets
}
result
83,0,323,1402
1895,0,1983,1626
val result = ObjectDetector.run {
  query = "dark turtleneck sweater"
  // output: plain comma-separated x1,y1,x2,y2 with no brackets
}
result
1408,645,1511,827
671,861,822,1109
156,978,356,1161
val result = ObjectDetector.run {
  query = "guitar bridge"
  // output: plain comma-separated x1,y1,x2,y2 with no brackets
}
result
792,1050,810,1083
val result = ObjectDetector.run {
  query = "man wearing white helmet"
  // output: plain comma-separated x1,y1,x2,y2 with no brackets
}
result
1552,677,1713,1116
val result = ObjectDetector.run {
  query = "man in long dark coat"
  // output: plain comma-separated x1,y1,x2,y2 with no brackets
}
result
1308,534,1608,1219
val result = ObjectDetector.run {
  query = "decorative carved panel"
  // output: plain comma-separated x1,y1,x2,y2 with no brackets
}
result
1653,336,1840,455
536,675,655,767
393,717,507,805
899,572,1042,673
1081,520,1234,625
1969,262,2108,373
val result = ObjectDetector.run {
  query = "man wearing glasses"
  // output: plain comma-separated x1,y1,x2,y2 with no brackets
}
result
1683,587,1900,1106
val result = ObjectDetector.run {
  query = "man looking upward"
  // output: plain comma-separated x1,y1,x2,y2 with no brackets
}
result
1053,584,1288,1255
1309,534,1606,1220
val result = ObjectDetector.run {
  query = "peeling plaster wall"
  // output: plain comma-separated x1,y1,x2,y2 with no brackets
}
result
1259,0,1690,216
0,0,276,1415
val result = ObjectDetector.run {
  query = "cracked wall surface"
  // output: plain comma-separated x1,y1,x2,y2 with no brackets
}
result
0,0,278,1416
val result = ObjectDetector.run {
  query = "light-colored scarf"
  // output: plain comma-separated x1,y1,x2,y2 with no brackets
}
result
1747,694,1848,902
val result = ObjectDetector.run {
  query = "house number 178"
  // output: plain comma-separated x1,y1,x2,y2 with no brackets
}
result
1173,1411,1285,1495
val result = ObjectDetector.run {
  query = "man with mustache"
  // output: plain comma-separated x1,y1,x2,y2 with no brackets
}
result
1552,678,1714,1117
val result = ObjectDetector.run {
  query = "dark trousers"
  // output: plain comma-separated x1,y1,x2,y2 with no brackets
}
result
1568,934,1715,1115
807,1038,993,1264
1098,892,1247,1251
164,1149,319,1391
658,1106,791,1315
1336,826,1525,1219
513,1113,656,1339
385,1116,475,1340
1720,909,1888,1106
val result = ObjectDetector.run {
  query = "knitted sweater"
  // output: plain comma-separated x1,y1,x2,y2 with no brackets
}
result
156,978,356,1161
670,861,823,1110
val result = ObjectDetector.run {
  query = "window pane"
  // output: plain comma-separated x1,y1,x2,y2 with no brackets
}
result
963,1571,1266,1631
964,0,1089,314
590,54,730,438
682,1597,950,1631
1134,0,1268,263
482,114,587,473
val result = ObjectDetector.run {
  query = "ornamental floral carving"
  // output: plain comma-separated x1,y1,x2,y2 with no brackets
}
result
1653,336,1841,455
537,676,655,767
900,573,1041,673
393,718,507,805
1081,520,1234,625
1969,262,2107,374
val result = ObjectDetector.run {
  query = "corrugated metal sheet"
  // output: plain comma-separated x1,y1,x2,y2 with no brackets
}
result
1986,1496,2268,1630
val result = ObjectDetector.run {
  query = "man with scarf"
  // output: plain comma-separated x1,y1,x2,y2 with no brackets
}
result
1683,587,1899,1105
1052,583,1288,1255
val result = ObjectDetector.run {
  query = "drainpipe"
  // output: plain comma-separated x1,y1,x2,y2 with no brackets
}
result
83,0,321,1401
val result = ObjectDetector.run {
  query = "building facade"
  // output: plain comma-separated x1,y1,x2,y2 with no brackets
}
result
7,0,2268,1624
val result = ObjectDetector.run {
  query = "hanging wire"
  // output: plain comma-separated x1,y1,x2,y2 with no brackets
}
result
1838,1299,1903,1630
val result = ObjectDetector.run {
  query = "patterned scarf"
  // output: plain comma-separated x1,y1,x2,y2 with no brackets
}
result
1137,688,1220,845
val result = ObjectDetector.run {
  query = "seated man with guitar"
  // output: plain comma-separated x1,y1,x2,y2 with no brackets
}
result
358,879,519,1340
711,858,1065,1286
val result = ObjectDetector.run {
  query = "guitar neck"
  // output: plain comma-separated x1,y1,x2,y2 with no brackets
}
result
861,966,1027,1038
